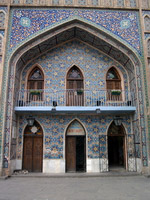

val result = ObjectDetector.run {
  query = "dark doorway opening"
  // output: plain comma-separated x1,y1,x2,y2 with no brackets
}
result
108,122,126,169
66,136,86,172
108,136,124,166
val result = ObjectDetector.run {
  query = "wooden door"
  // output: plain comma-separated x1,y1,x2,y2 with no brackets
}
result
33,136,43,172
23,136,33,172
66,137,76,172
23,136,43,172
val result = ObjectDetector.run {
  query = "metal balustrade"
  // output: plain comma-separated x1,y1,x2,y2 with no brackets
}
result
16,89,134,107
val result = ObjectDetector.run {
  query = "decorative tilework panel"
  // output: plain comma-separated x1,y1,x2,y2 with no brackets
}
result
130,0,136,7
9,9,142,55
25,0,33,4
147,115,150,157
65,0,73,5
117,0,124,7
0,11,5,27
147,39,150,57
21,41,128,94
78,0,86,5
0,7,7,12
0,30,5,36
142,0,149,8
145,33,150,40
12,0,20,4
103,0,112,6
127,134,135,158
52,0,59,4
144,16,150,32
99,135,107,158
17,115,132,160
0,36,2,53
91,0,98,6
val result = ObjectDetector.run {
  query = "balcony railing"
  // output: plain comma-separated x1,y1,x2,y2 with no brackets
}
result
15,89,134,107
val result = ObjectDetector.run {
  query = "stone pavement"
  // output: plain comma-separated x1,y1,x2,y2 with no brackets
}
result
0,174,150,200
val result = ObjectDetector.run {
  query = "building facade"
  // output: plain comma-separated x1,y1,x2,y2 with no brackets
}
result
0,0,150,175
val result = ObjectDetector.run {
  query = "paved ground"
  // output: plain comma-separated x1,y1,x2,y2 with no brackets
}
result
0,175,150,200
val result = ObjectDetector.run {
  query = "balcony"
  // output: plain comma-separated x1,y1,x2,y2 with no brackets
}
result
15,89,136,114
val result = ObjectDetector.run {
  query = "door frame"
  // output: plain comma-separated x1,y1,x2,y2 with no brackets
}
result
65,119,87,172
65,135,86,172
22,121,44,172
107,123,127,170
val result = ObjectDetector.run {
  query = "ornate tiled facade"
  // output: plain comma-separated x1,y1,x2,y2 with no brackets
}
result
21,41,128,92
8,9,141,55
17,115,131,160
0,3,150,175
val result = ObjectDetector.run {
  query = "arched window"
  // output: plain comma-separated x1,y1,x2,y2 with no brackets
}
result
0,12,5,28
144,16,150,31
27,67,44,101
27,67,44,90
106,67,122,100
66,66,84,106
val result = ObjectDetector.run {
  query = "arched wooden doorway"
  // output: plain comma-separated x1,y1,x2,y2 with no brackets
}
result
66,66,84,106
66,120,86,172
23,120,43,172
108,122,126,169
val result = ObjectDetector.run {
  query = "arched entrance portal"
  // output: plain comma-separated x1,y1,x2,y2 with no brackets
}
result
66,120,86,172
23,121,43,172
108,122,126,169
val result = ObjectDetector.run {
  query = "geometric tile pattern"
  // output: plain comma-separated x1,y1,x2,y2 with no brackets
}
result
147,39,150,56
91,0,98,6
16,42,133,160
9,9,142,55
130,0,137,7
52,0,59,4
25,0,33,4
0,30,5,36
65,0,73,5
21,41,129,93
117,0,124,7
17,115,132,160
1,9,148,170
0,36,2,53
78,0,86,5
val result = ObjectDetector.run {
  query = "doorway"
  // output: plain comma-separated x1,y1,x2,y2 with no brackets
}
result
66,120,86,172
23,121,43,172
108,122,126,169
66,136,86,172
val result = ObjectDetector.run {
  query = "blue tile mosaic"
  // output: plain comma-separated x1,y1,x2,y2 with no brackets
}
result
0,7,7,12
21,40,129,94
0,30,5,36
17,113,132,160
9,8,142,55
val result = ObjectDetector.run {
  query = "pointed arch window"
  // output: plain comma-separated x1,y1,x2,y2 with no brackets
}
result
28,67,44,90
106,67,122,100
27,67,44,101
66,66,84,106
